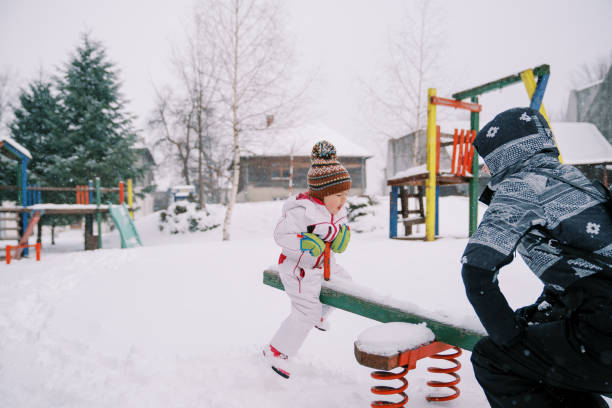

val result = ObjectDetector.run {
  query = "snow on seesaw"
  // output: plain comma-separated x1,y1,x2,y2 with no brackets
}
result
0,196,545,407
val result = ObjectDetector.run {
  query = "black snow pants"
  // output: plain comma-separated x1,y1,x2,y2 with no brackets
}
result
471,275,612,408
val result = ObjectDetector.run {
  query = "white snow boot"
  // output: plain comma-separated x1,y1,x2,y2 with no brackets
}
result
263,344,291,379
315,317,330,332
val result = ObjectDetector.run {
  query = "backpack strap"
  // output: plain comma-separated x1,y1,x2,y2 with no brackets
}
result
529,168,612,216
526,168,612,277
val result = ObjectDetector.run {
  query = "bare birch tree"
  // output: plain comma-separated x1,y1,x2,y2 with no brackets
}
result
196,0,300,240
149,87,196,186
175,9,225,209
363,0,447,165
149,6,227,209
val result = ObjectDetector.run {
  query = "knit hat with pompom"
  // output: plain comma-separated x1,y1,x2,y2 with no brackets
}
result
307,140,352,200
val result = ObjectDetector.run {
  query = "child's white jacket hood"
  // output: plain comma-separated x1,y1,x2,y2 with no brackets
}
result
273,192,348,269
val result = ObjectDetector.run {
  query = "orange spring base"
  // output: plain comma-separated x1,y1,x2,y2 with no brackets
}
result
371,366,409,408
426,346,462,402
368,346,462,406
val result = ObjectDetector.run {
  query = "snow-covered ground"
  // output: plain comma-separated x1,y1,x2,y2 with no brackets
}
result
1,196,604,407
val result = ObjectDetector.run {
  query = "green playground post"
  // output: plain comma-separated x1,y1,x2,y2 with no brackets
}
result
452,65,555,236
469,96,480,236
95,177,102,249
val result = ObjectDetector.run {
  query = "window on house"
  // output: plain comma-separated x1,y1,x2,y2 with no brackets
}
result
271,167,291,180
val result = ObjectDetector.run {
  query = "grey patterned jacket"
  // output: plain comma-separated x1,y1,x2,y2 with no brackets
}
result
462,115,612,291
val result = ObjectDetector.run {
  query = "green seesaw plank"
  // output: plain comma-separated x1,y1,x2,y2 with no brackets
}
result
264,269,612,399
263,269,484,351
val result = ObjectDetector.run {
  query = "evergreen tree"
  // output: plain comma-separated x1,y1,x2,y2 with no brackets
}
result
6,34,149,239
57,34,145,191
5,79,67,203
7,78,72,237
9,79,66,186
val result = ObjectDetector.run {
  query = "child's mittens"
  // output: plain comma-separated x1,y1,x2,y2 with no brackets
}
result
299,232,325,257
331,224,350,253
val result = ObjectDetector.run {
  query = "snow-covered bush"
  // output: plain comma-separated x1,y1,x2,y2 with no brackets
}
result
158,202,222,234
346,195,384,233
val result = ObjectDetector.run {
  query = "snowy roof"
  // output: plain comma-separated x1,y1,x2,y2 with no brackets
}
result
0,135,32,160
438,120,612,166
243,122,371,158
575,79,603,92
171,185,195,191
551,122,612,165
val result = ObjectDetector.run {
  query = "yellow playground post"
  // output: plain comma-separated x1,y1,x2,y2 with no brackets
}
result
426,89,438,241
127,178,134,219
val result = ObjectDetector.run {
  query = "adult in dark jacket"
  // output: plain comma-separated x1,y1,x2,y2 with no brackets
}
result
461,107,612,408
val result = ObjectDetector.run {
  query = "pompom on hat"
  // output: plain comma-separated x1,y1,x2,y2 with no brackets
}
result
307,140,352,200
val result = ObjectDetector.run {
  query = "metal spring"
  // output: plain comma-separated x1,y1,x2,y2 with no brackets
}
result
426,346,462,402
370,366,409,408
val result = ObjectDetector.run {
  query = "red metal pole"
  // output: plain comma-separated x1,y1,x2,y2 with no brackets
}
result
462,129,468,175
451,129,458,175
76,185,87,204
457,130,465,176
324,242,331,281
119,181,125,205
6,246,10,264
467,130,476,172
436,126,441,174
430,96,482,112
463,130,475,176
36,242,41,261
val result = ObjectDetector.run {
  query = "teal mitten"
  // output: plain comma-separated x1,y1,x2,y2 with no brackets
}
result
331,224,350,253
300,232,325,257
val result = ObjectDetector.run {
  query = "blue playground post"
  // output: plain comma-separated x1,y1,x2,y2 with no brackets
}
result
530,73,549,111
20,159,29,256
96,177,102,249
435,186,439,237
389,186,399,238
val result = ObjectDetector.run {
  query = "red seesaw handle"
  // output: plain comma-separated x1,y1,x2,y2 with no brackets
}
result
324,242,331,281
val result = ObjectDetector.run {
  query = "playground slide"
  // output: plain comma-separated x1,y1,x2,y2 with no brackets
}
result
14,210,42,259
108,203,142,248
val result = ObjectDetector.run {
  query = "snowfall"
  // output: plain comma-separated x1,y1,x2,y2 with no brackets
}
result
1,196,610,408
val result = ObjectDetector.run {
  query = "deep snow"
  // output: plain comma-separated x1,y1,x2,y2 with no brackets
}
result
0,196,607,407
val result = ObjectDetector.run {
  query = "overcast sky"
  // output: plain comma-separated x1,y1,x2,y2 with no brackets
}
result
1,0,611,189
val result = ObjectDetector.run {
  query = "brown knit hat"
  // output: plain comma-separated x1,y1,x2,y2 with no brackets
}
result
307,140,352,200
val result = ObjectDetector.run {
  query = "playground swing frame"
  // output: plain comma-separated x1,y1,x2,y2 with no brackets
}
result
391,64,557,242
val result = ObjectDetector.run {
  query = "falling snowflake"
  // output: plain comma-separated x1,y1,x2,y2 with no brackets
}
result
520,112,532,122
586,222,600,236
486,127,499,138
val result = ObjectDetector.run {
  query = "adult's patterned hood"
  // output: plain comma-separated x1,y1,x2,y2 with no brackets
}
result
474,107,558,178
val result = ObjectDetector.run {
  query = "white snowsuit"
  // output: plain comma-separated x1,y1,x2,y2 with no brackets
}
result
270,193,351,356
